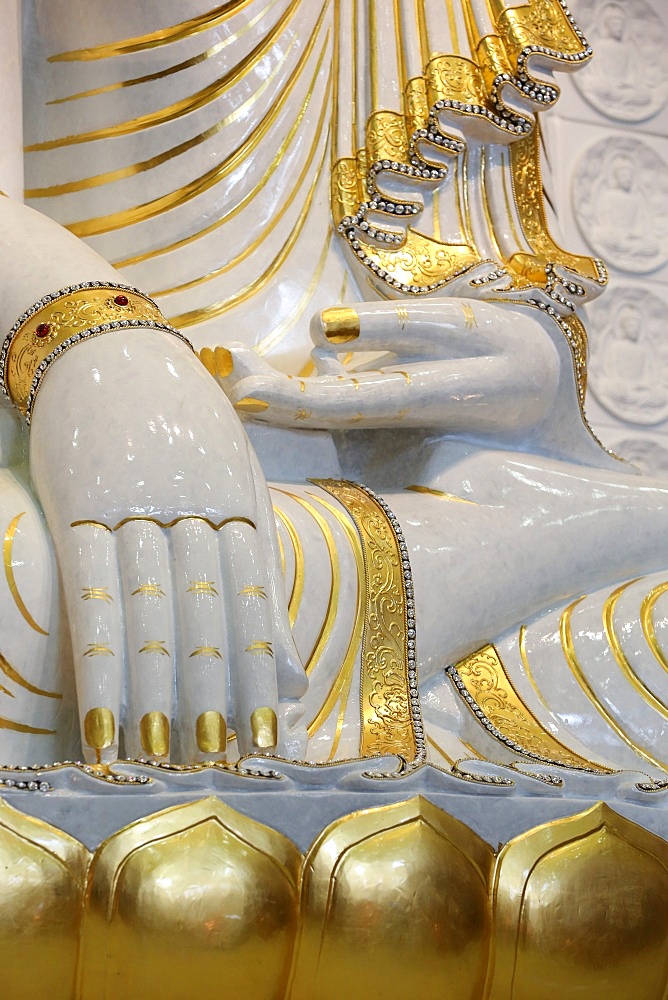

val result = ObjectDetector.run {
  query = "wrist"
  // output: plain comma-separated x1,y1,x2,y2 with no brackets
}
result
1,281,192,424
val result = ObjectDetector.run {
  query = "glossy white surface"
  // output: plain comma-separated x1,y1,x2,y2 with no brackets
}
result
0,2,666,784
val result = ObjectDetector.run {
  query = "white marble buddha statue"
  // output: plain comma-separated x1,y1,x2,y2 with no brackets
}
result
0,0,666,782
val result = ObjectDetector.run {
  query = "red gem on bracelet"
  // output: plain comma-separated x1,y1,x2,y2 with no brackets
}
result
114,294,129,306
35,323,51,338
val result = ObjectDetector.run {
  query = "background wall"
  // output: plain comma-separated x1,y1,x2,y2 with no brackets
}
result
545,0,668,470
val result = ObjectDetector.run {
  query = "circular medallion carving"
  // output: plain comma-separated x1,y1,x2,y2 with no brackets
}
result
572,0,668,122
612,437,668,474
573,137,668,273
588,286,668,425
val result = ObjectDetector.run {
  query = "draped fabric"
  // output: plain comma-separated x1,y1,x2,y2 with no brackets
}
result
23,0,604,395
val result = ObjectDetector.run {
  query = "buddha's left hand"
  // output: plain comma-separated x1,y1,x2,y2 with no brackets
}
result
214,299,561,438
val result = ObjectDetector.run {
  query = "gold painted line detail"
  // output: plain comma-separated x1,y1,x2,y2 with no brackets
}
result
0,717,55,735
405,484,477,505
273,505,304,628
28,35,296,198
256,229,333,356
152,55,330,298
71,515,256,532
427,734,456,767
602,579,668,722
32,3,300,150
131,583,166,598
560,598,666,770
165,122,329,326
518,624,551,712
3,513,50,636
81,587,113,603
113,17,330,265
83,644,115,657
189,647,223,659
47,0,281,103
239,586,268,599
445,0,460,54
640,581,668,675
43,7,329,243
499,146,526,253
274,490,339,675
0,651,62,700
480,149,504,262
0,684,14,698
187,581,219,596
49,0,257,60
138,641,170,656
304,491,366,757
246,641,274,657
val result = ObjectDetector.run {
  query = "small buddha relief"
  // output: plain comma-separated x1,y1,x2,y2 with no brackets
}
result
613,436,668,474
573,136,668,273
588,286,668,425
572,0,668,122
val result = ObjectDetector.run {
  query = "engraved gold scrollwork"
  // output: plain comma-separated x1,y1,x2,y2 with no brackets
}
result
491,0,587,62
289,796,494,1000
78,797,302,1000
365,110,410,166
476,33,515,95
4,287,166,415
404,76,429,135
426,54,487,109
454,644,609,771
508,130,606,290
315,481,418,761
486,803,668,1000
330,157,361,226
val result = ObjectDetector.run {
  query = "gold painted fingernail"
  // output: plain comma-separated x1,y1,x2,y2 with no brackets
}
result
198,347,215,375
234,397,269,413
140,711,170,757
250,707,278,749
321,306,360,343
196,711,227,753
214,346,234,378
84,707,115,750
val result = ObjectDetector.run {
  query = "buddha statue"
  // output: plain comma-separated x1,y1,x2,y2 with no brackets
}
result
0,0,666,787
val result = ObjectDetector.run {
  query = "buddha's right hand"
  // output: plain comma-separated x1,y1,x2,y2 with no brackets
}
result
27,329,306,765
1,199,306,766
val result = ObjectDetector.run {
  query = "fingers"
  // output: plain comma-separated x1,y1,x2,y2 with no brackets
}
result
309,300,517,358
61,525,124,765
116,522,175,762
172,519,229,762
220,521,279,757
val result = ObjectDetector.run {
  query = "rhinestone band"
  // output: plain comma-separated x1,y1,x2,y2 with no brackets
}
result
446,663,604,775
355,483,427,773
1,281,192,422
23,318,192,426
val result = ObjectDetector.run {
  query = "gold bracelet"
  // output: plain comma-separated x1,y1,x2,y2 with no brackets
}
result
1,282,193,424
